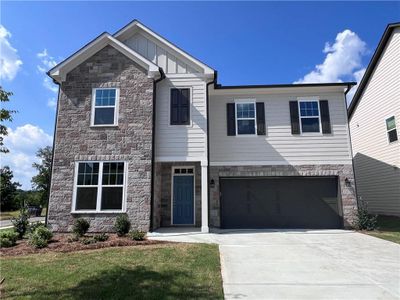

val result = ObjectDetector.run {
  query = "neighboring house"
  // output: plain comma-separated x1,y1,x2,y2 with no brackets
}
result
348,22,400,217
47,20,357,233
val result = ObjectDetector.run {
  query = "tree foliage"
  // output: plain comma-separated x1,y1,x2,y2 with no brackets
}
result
0,86,17,153
31,146,53,207
0,166,21,211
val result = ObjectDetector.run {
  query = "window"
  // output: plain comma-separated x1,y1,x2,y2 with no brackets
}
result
170,88,190,125
299,101,321,133
74,162,126,212
236,102,256,135
92,88,118,126
386,116,398,143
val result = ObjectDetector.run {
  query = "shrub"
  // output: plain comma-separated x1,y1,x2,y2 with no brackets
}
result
129,230,146,241
0,231,19,248
114,215,131,237
353,200,378,230
67,235,79,243
29,221,45,233
93,233,109,242
11,208,29,239
28,226,53,249
72,218,90,237
80,237,97,245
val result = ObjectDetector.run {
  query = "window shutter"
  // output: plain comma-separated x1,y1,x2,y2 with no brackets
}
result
289,101,300,134
170,89,180,125
180,89,190,125
319,100,331,134
227,103,236,136
256,102,266,135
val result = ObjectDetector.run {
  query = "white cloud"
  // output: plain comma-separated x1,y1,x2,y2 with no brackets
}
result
37,48,58,94
0,24,23,81
1,124,53,189
47,97,57,109
346,68,366,104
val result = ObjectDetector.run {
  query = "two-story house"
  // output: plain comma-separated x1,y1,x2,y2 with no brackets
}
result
47,20,358,233
349,22,400,217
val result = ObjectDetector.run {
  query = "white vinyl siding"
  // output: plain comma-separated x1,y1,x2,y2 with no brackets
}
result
349,27,400,216
124,33,202,74
209,89,352,165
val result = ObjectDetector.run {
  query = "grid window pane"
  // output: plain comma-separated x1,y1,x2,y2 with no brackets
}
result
300,101,319,117
237,103,255,118
75,187,97,210
77,163,99,186
238,120,256,134
95,89,116,106
94,107,115,125
102,162,124,185
301,118,320,132
101,187,123,210
386,116,396,131
388,129,398,143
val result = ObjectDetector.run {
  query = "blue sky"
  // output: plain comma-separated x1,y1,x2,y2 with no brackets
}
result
1,1,399,188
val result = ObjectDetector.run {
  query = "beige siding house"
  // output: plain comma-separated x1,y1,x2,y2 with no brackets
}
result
349,23,400,216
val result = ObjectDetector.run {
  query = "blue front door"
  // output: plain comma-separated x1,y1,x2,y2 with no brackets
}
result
173,175,194,224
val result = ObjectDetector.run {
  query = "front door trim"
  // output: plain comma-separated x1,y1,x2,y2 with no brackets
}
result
171,166,195,225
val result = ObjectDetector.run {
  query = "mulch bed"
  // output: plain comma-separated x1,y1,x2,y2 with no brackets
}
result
0,234,167,257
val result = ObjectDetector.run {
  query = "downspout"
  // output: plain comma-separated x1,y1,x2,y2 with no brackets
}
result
344,83,360,210
44,75,61,227
149,68,166,232
206,71,217,230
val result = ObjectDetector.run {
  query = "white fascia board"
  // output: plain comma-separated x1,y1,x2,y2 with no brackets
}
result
114,20,214,76
48,33,160,83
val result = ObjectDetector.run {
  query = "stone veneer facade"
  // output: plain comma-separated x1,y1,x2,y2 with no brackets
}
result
209,164,357,228
47,45,154,232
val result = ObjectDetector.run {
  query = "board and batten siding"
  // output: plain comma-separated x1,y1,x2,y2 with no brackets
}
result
124,33,201,74
209,89,352,165
349,27,400,216
155,77,207,160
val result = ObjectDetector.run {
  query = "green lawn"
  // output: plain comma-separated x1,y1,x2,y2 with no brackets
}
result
1,243,223,299
367,215,400,244
0,211,19,221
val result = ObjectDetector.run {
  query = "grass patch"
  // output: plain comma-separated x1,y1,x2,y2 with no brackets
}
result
367,215,400,244
1,243,223,299
0,211,19,221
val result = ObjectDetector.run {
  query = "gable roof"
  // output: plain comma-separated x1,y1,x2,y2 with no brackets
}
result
113,19,214,76
348,22,400,119
48,32,160,83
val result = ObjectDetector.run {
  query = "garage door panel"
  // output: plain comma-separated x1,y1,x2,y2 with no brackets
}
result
220,177,342,229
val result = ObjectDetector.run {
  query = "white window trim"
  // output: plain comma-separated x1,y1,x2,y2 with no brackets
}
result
170,166,196,226
71,161,127,213
90,88,120,127
385,115,398,144
235,100,257,136
298,99,322,135
168,86,193,127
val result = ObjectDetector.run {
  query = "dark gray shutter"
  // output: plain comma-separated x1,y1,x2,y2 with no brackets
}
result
256,102,266,135
180,89,190,125
227,103,236,136
319,100,331,134
170,89,179,125
289,101,300,134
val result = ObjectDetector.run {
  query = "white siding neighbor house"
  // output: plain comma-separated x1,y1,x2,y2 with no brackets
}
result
349,22,400,216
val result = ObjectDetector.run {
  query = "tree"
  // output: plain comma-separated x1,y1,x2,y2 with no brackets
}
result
0,86,17,153
0,166,21,211
31,146,53,207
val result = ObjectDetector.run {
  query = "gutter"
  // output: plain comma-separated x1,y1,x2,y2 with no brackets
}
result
149,67,166,232
205,71,217,230
44,76,61,227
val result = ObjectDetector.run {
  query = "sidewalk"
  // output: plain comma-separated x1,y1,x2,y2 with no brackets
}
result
0,217,45,229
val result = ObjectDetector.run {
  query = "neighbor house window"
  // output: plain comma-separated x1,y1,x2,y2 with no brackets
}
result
92,88,119,126
236,102,256,135
299,101,321,133
386,116,398,143
170,88,190,125
74,162,126,212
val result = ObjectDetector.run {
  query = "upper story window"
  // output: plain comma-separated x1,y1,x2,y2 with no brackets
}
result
299,101,321,133
91,88,119,126
236,102,256,135
74,161,126,212
386,116,398,143
170,88,190,125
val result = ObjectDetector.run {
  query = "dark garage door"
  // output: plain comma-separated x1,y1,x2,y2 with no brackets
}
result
220,177,342,229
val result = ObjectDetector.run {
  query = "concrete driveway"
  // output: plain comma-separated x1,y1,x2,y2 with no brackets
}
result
149,229,400,299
